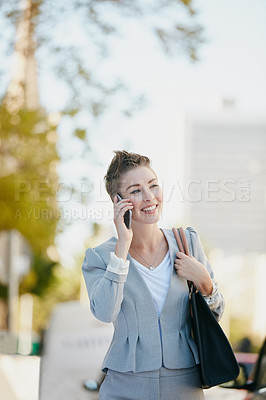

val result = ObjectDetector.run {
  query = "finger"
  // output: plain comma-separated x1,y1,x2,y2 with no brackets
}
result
116,198,130,204
114,200,132,212
174,265,182,275
121,204,133,215
174,264,181,272
176,251,186,259
174,261,181,269
176,252,191,260
116,202,133,212
115,204,133,219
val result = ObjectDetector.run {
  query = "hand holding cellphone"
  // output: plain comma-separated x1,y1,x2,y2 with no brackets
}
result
116,194,132,229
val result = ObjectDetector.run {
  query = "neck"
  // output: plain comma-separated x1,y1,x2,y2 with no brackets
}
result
130,223,162,250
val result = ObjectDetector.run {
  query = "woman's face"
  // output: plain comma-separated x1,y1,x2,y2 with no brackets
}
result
118,166,163,225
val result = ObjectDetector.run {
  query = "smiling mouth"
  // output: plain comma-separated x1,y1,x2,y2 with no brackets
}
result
141,204,158,213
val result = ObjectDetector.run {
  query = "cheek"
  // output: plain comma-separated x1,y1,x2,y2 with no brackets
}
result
156,188,163,202
130,199,141,213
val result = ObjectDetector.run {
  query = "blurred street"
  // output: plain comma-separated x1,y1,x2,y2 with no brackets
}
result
0,355,40,400
0,354,247,400
204,387,246,400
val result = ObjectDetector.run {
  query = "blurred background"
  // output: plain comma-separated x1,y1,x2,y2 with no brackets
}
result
0,0,265,399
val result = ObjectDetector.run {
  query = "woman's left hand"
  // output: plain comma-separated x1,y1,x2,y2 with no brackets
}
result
174,252,213,295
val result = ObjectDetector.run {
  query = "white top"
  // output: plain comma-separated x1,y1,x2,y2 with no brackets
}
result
131,251,172,316
107,251,221,311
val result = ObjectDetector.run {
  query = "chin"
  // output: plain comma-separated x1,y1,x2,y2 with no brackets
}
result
142,215,161,224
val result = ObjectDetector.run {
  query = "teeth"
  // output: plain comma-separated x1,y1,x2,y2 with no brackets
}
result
142,205,156,211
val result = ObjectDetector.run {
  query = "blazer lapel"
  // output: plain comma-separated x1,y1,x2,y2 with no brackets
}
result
159,228,189,317
124,228,187,318
126,252,159,318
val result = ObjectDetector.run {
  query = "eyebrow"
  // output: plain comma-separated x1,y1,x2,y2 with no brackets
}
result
126,178,158,191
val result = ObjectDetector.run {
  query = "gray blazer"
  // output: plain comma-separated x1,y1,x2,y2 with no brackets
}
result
82,226,224,373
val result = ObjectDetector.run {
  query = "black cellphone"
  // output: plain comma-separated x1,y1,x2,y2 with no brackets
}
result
116,193,132,229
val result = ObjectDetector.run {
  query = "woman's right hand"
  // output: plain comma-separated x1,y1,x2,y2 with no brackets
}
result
113,195,133,258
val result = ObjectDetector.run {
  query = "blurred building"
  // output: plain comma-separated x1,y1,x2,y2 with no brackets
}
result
183,102,266,341
0,230,31,352
184,104,266,255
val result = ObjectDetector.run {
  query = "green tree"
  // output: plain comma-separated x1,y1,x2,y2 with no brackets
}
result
0,104,60,306
0,106,59,252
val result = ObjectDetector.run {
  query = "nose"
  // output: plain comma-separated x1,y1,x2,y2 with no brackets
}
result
143,187,155,201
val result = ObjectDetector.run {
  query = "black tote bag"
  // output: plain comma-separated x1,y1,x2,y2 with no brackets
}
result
172,227,240,389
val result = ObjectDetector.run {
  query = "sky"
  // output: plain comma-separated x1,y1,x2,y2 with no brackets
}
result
48,0,266,267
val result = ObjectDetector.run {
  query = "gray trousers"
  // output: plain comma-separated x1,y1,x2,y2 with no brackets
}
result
99,365,205,400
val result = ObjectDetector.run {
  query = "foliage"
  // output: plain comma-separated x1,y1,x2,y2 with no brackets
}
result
0,283,8,299
0,103,59,253
0,103,60,300
32,262,82,333
20,253,57,297
0,0,205,132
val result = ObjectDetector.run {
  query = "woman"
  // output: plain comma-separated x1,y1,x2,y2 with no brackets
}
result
82,150,224,400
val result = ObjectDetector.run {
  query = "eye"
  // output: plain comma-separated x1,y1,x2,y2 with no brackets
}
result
130,189,141,194
151,184,159,189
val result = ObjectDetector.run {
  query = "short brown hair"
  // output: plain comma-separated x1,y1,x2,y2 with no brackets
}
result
104,150,151,199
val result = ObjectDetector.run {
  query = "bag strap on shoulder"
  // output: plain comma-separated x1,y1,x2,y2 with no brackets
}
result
172,227,190,256
172,227,195,292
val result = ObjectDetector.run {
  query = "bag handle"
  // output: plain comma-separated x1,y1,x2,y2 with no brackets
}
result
172,227,195,292
172,227,190,256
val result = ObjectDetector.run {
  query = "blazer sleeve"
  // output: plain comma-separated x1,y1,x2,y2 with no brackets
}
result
186,226,225,322
82,247,128,323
